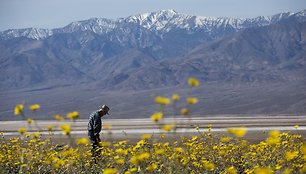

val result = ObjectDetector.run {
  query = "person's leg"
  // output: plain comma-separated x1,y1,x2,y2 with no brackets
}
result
88,131,98,157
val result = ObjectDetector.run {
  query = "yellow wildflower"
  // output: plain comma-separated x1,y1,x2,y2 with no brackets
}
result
115,149,128,155
180,108,188,115
118,140,127,146
293,125,299,129
14,104,24,115
67,111,79,120
162,124,175,131
283,168,292,174
187,97,198,104
221,137,232,143
138,152,150,161
300,165,306,173
27,118,33,124
76,138,89,145
130,156,138,165
266,137,280,145
285,151,299,161
103,168,118,174
18,128,27,135
135,140,146,149
301,144,306,154
54,114,64,121
54,158,66,169
29,104,40,111
269,130,279,138
31,132,40,138
155,96,170,105
155,149,165,155
204,162,215,171
100,141,111,147
129,168,137,173
151,112,163,122
141,134,152,140
116,159,124,165
254,167,273,174
207,124,212,130
226,166,238,174
188,77,199,87
47,125,53,131
192,136,198,141
60,124,71,135
227,127,247,138
146,163,158,171
172,93,180,101
174,147,184,153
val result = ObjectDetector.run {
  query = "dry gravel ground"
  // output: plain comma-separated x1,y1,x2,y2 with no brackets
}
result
1,116,306,143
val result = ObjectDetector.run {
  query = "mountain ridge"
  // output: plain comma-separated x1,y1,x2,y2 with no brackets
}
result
1,9,305,40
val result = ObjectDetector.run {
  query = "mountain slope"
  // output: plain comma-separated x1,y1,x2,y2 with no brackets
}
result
103,19,306,90
0,10,305,90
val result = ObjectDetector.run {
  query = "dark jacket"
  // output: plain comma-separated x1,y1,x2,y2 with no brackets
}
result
88,111,102,140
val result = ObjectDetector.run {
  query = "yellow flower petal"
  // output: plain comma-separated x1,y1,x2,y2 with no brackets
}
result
155,96,170,105
172,93,180,101
151,112,163,122
227,127,247,138
29,104,40,111
14,104,24,115
188,77,199,87
187,97,198,104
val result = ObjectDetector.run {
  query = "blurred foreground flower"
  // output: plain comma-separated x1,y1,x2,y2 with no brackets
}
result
76,138,89,145
54,114,64,121
67,111,79,120
266,130,280,145
103,168,118,174
226,166,238,174
187,97,198,104
60,124,71,135
146,163,158,171
29,104,40,111
188,77,199,87
180,108,189,115
269,130,279,138
27,118,33,124
254,167,273,174
162,124,175,131
285,151,299,161
18,128,27,135
14,104,24,115
151,112,163,122
172,93,180,101
155,96,170,105
141,134,152,140
47,125,53,131
204,162,215,171
227,127,247,138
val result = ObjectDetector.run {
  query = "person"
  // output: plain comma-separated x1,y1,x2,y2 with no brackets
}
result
87,104,110,158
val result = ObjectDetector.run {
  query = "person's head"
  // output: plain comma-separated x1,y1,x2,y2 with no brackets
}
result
98,105,110,117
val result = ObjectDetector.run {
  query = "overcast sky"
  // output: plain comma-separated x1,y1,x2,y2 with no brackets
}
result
0,0,306,31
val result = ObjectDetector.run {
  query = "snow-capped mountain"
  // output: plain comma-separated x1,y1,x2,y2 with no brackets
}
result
1,9,306,119
1,9,305,40
0,9,306,90
0,28,53,40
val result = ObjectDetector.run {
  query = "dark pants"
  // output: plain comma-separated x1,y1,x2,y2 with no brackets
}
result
88,131,101,158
